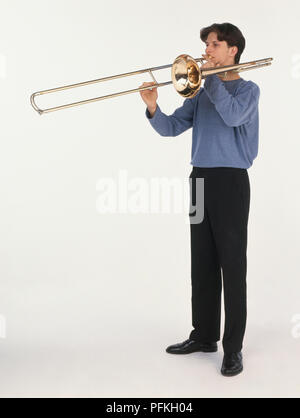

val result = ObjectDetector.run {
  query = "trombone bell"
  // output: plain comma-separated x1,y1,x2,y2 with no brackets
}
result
172,55,202,98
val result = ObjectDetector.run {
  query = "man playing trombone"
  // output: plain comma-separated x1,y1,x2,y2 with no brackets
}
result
140,22,260,377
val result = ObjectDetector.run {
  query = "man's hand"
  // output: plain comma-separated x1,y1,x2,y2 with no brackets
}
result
200,54,221,70
139,82,158,115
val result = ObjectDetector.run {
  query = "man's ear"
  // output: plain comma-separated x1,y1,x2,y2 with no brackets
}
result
230,45,238,58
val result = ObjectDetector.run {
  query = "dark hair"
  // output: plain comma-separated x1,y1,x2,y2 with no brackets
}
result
200,23,245,64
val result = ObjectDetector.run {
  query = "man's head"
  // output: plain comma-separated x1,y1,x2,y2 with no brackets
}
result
200,23,245,66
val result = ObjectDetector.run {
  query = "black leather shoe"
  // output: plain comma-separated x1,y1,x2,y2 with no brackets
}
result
221,352,243,376
166,339,217,354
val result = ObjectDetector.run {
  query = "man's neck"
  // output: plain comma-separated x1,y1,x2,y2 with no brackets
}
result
218,72,241,81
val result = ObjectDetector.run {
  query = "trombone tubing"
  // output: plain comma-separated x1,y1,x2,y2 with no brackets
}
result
30,60,204,115
30,57,273,115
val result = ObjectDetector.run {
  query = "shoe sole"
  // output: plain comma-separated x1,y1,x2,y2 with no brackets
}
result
166,347,218,354
221,366,243,377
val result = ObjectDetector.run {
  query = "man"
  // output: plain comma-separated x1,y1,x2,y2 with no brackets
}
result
139,23,260,377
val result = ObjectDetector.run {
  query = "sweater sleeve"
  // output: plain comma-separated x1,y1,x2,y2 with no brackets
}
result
145,93,199,137
204,75,260,127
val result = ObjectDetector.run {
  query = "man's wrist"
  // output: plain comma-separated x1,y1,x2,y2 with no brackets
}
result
148,105,157,117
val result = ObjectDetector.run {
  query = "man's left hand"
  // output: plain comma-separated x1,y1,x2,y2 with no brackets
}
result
200,54,221,69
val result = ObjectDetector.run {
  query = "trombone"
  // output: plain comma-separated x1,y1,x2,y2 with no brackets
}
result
30,55,273,115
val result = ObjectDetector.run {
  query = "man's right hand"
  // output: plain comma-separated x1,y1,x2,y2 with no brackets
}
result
139,82,158,116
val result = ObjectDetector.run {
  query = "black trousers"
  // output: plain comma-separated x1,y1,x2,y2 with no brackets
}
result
188,166,250,353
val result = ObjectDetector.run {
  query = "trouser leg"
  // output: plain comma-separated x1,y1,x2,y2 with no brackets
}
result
188,172,222,343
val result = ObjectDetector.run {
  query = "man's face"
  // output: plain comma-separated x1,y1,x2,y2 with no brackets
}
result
204,32,237,66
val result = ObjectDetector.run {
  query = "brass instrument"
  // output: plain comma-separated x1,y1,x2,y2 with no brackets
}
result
30,55,273,115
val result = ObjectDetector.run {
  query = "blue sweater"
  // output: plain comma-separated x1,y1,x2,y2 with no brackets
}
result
145,74,260,169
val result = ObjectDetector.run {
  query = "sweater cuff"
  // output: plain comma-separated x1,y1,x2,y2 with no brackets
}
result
145,105,160,120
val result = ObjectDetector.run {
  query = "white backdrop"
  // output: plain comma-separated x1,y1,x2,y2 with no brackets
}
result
0,0,300,398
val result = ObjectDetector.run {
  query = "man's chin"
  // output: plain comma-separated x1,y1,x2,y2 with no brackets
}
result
212,59,222,66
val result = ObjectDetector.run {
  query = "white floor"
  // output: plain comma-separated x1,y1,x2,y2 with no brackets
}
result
0,318,299,398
